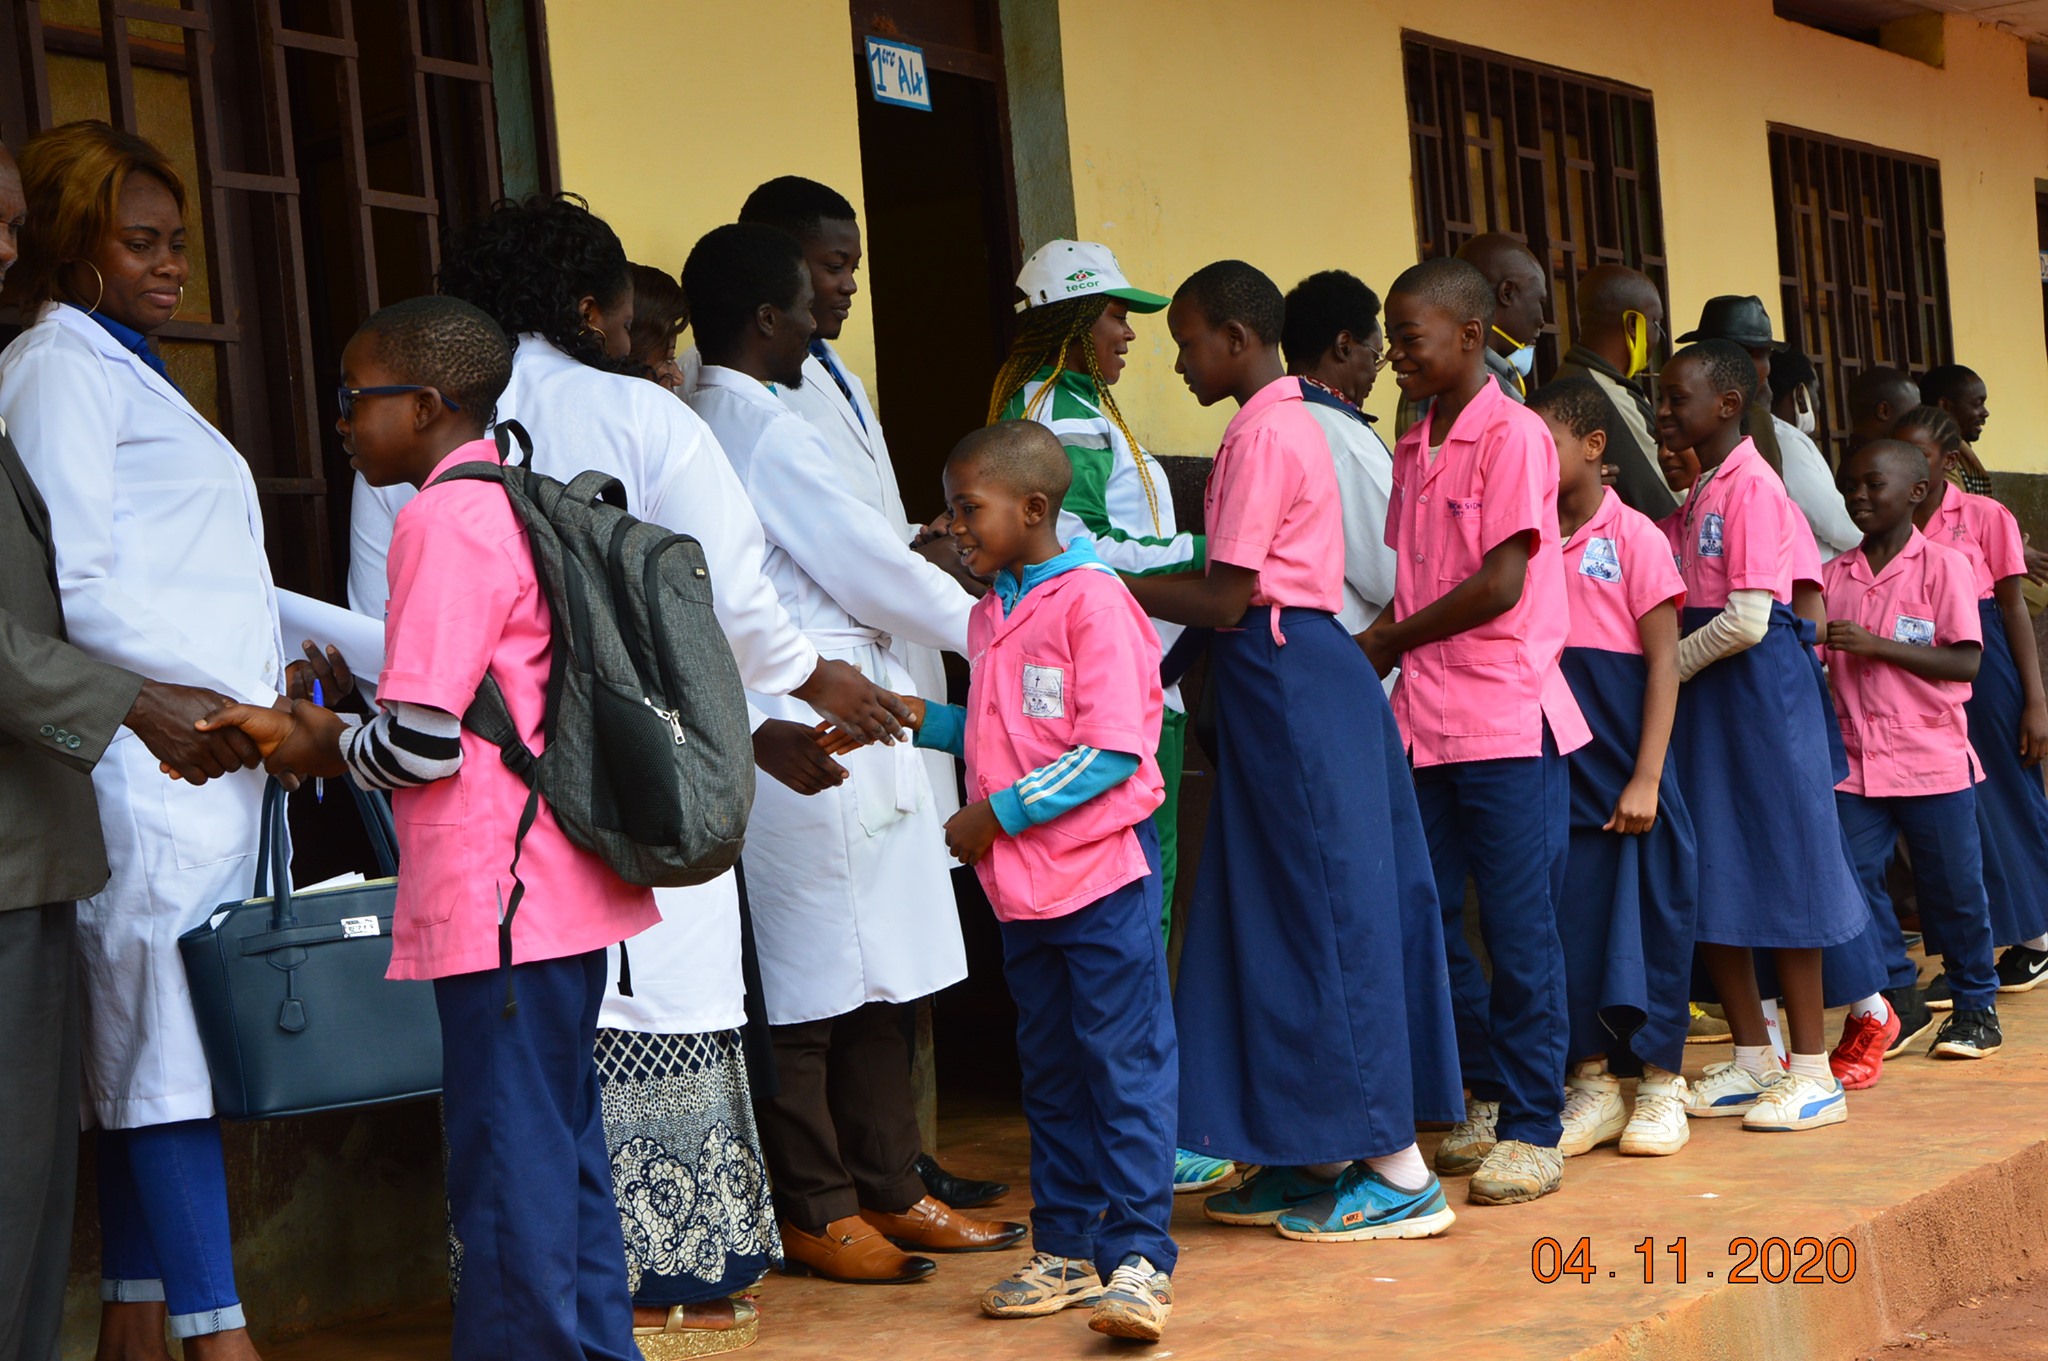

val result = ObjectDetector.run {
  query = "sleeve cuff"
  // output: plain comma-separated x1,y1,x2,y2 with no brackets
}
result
989,785,1030,835
913,702,967,756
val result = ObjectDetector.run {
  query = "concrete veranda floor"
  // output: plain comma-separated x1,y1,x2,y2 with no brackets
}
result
266,973,2048,1361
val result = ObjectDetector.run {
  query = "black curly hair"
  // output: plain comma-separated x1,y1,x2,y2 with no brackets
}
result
438,193,630,370
356,295,513,428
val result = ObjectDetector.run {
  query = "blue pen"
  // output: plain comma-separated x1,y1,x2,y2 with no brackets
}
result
312,679,325,802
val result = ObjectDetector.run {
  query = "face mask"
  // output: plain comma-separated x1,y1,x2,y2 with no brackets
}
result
1492,326,1536,377
1795,389,1818,436
1622,310,1652,379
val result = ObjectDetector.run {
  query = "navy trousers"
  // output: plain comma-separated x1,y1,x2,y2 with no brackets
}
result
998,822,1177,1278
438,949,635,1361
1837,788,1999,1013
1415,733,1571,1148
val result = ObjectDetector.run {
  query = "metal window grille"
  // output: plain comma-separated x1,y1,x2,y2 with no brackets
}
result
1770,125,1951,468
1403,32,1669,386
1,0,556,599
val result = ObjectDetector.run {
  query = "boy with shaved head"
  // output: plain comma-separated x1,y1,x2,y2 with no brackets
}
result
904,421,1178,1340
1364,255,1590,1207
1456,233,1550,401
1554,264,1677,517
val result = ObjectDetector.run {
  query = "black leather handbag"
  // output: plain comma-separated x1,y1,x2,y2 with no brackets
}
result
179,777,442,1119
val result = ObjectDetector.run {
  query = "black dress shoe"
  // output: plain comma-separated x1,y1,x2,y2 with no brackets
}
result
915,1152,1008,1210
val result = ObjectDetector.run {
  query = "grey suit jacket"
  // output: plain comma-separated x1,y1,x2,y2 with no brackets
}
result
0,419,143,912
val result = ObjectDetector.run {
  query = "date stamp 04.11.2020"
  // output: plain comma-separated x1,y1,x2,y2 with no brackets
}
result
1531,1236,1859,1285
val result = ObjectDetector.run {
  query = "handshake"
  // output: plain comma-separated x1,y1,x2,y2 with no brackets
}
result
147,642,359,785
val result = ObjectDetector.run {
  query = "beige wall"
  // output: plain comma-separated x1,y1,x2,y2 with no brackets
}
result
1056,0,2048,469
544,0,880,381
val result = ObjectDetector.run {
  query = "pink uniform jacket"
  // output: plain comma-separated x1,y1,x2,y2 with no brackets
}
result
1386,376,1589,767
1562,487,1685,656
378,441,657,980
1203,376,1346,614
963,561,1164,921
1821,528,1984,798
1923,488,2027,601
1673,438,1797,610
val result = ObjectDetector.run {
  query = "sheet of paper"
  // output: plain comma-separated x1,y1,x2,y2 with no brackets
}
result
277,590,386,695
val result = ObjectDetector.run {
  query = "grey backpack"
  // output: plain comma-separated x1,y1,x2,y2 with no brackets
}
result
429,423,756,991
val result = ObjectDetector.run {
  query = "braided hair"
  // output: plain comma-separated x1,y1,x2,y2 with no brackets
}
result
1891,404,1965,457
438,193,630,371
985,295,1162,533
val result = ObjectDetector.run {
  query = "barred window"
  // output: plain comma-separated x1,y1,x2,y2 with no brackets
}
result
1403,32,1670,387
1,0,556,599
1769,125,1951,468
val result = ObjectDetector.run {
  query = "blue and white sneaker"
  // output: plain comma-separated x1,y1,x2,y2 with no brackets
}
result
1273,1165,1457,1242
1682,1061,1783,1118
1742,1072,1847,1132
1173,1148,1237,1194
1202,1165,1338,1226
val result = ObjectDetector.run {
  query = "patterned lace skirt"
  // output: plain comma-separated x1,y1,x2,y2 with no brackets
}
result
596,1027,781,1306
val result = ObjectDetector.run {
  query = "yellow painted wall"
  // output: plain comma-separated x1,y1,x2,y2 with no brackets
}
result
1058,0,2048,469
542,0,880,381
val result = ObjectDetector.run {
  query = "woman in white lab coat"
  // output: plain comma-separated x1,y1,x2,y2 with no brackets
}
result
0,123,281,1360
351,201,907,1352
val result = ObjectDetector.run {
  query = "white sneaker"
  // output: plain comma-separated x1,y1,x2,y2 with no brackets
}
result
1619,1067,1690,1156
1682,1061,1783,1118
1088,1256,1171,1342
1743,1072,1847,1132
1558,1062,1628,1156
1433,1098,1500,1176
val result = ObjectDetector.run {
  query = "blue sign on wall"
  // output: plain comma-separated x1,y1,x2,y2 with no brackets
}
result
865,37,932,112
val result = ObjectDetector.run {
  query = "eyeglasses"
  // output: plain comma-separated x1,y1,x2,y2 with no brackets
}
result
336,385,462,421
1362,343,1391,372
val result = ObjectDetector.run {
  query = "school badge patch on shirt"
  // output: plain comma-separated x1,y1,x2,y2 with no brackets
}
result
1697,513,1725,558
1892,614,1936,647
1022,664,1066,718
1578,537,1623,583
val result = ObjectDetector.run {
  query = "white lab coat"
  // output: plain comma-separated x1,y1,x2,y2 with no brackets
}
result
0,303,284,1128
1303,397,1400,696
350,334,826,1036
690,367,971,1025
777,342,962,818
1773,416,1861,564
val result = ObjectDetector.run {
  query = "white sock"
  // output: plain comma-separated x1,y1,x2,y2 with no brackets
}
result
1301,1162,1350,1181
2022,935,2048,951
1733,1044,1774,1077
1364,1144,1431,1191
1761,1001,1789,1063
1847,992,1890,1022
1788,1051,1831,1081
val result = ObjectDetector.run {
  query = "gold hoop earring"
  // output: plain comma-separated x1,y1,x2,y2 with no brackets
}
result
581,323,607,349
68,261,106,315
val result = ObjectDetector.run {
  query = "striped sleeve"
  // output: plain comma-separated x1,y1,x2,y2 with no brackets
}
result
987,744,1142,835
342,699,465,791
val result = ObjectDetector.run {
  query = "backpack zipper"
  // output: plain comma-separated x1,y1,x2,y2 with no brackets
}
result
645,696,686,745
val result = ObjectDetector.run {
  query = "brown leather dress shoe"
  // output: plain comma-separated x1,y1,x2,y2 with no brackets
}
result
859,1196,1029,1254
779,1216,936,1284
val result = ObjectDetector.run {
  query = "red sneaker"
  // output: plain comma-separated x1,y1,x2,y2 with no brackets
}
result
1829,1007,1899,1090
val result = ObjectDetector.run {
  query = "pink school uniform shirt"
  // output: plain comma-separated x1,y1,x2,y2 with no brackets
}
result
1563,487,1685,655
1386,377,1590,766
1820,528,1983,797
378,440,657,980
963,564,1164,921
1674,438,1797,610
1924,488,2027,600
1203,376,1345,615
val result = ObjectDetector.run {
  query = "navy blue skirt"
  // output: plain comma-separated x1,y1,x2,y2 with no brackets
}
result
1672,604,1864,950
1175,608,1463,1165
1558,648,1699,1072
1960,597,2048,947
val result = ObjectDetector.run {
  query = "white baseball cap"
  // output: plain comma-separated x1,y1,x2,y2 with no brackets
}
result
1013,240,1170,314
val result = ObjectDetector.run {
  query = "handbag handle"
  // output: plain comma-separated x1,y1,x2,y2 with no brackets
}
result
250,775,404,932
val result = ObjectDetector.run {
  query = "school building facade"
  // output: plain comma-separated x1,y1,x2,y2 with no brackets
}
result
6,0,2048,1351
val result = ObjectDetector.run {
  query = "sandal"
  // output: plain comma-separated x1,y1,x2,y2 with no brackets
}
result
632,1297,759,1358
